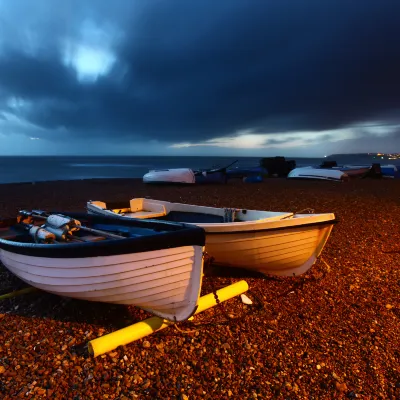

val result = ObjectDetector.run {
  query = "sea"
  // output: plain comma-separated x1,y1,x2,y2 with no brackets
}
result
0,154,386,184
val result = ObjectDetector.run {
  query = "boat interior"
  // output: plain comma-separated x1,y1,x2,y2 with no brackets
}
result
89,199,294,224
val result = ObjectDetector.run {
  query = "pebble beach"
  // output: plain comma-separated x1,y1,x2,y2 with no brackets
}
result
0,177,399,399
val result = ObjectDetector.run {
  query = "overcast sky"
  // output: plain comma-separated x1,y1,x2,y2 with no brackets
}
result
1,0,400,156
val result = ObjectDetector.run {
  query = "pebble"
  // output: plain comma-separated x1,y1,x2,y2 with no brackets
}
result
142,379,151,389
335,382,348,392
142,341,151,348
332,372,340,380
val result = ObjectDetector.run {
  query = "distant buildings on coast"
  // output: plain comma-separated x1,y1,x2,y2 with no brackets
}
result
368,153,400,160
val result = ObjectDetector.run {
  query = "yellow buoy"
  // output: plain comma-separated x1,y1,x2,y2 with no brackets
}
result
0,287,38,301
88,280,249,357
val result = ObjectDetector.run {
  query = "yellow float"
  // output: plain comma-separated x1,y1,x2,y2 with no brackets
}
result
88,280,249,357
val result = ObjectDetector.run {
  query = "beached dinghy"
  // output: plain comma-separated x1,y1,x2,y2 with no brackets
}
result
143,168,195,184
87,199,336,277
287,167,349,182
380,164,400,178
0,210,205,322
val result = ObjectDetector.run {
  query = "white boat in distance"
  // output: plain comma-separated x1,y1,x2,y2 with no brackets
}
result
143,168,195,184
0,211,205,322
87,199,337,277
288,167,349,181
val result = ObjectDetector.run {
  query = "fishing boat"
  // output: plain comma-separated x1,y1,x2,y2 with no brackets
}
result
287,167,349,181
87,199,336,277
0,210,206,322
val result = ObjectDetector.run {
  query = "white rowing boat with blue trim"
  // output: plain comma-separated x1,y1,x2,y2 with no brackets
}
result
0,211,205,322
87,199,336,277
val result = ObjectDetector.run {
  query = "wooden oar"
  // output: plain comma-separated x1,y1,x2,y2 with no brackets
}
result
78,226,125,239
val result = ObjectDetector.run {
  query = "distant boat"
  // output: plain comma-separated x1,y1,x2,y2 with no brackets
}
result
143,160,237,184
288,167,349,182
0,210,205,322
380,164,400,178
87,198,336,277
143,168,195,184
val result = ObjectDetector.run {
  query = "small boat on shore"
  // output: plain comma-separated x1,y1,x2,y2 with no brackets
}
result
0,210,205,322
87,198,336,277
143,161,236,185
380,164,400,178
143,168,195,184
288,167,349,181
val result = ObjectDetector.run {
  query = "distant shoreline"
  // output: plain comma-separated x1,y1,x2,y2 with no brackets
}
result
0,154,397,185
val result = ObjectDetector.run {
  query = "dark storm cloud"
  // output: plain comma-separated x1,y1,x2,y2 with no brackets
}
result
1,0,400,143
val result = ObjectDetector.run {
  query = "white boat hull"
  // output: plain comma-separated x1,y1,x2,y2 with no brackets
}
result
0,245,204,321
143,168,195,184
288,167,348,181
205,223,333,276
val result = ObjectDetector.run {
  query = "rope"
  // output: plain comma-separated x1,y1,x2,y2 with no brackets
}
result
160,257,333,338
320,257,331,273
295,208,315,214
202,252,236,321
281,208,315,219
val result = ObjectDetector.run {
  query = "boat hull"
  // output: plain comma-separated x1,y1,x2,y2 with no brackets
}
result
0,245,204,321
288,167,348,181
380,164,400,178
0,212,206,322
204,223,333,276
143,168,195,184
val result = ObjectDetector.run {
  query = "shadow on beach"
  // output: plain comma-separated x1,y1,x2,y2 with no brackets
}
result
0,263,148,330
0,262,268,331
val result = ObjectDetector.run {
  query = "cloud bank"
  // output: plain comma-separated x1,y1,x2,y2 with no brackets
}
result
0,0,400,154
